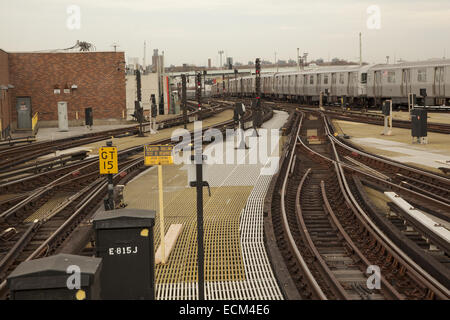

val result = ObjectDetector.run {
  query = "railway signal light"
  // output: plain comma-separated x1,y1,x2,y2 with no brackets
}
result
196,72,202,120
181,74,187,129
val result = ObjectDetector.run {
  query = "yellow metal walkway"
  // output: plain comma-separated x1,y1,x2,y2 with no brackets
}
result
123,110,289,300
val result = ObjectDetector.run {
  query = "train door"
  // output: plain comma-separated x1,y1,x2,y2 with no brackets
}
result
331,73,336,96
401,69,411,97
435,67,445,97
303,75,307,96
347,73,352,97
15,97,32,129
374,71,382,100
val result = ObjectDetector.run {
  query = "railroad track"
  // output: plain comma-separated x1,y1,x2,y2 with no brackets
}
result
246,98,450,135
322,108,450,135
265,109,449,300
0,102,273,298
0,102,216,174
0,103,228,185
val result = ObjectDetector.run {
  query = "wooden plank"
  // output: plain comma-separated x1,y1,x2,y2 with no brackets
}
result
155,224,183,265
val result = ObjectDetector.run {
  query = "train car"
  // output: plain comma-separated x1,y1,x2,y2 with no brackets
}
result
367,59,450,107
217,59,449,108
261,73,273,96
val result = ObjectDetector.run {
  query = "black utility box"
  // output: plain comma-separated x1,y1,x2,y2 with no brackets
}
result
382,101,391,116
411,108,428,137
7,254,102,300
93,208,156,300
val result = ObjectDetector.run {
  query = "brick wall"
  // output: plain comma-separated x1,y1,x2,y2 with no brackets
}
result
0,49,12,137
8,51,126,128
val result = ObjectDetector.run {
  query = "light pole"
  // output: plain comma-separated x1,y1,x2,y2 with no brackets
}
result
274,51,278,72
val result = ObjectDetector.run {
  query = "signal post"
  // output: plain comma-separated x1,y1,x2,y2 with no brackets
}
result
99,141,118,211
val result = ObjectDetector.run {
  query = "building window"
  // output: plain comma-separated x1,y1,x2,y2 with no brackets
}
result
339,74,345,84
332,74,336,84
418,69,427,82
324,75,329,85
310,75,314,85
387,71,396,83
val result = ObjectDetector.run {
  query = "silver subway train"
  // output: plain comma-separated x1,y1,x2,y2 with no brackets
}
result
211,59,450,108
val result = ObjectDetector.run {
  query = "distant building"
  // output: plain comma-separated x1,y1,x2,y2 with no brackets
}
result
226,57,233,69
152,49,164,74
208,58,212,68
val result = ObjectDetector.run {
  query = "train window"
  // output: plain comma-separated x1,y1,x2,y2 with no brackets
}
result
387,71,396,83
418,69,427,82
339,74,345,84
361,73,367,83
324,75,329,85
310,76,314,85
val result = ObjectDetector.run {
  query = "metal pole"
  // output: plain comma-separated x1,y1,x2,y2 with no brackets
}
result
106,140,114,211
158,165,166,264
182,74,187,129
196,72,202,121
254,58,262,130
274,52,278,72
359,33,363,66
195,147,204,300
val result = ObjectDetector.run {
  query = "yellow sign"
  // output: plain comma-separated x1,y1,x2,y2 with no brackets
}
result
144,145,173,166
99,146,118,174
32,112,38,134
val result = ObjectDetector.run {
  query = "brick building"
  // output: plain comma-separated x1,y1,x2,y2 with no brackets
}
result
0,50,127,135
0,49,13,139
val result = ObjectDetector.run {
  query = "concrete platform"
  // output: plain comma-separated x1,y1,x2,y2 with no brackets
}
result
35,124,136,141
366,110,450,125
123,110,288,300
333,120,450,173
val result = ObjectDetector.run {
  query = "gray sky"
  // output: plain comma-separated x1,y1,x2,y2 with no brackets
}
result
1,0,450,66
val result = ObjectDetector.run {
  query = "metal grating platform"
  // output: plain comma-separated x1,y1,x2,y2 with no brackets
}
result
124,110,288,300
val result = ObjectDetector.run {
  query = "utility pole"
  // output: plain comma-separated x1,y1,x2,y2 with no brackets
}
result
234,68,238,96
297,48,300,71
274,51,278,72
359,32,362,66
143,41,147,70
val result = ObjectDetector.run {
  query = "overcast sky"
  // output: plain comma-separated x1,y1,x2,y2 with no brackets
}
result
1,0,450,66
